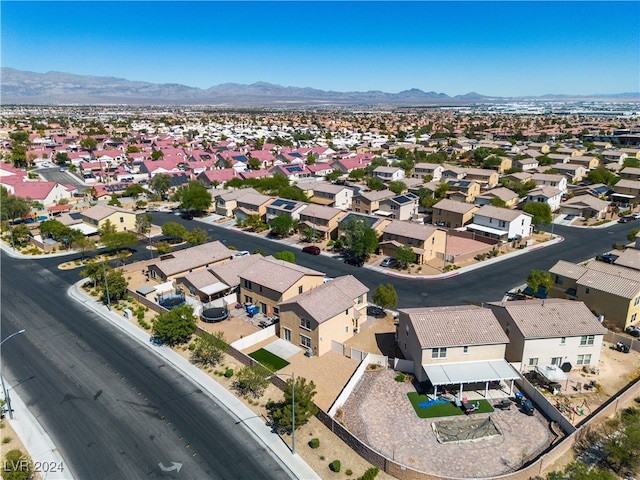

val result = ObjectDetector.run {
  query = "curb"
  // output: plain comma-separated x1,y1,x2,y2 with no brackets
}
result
68,282,320,480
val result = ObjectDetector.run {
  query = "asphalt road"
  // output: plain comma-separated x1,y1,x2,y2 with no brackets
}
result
150,212,634,307
0,254,292,480
38,167,88,191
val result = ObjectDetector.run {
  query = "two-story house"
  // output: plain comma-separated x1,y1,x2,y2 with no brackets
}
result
214,188,260,217
81,204,138,233
526,186,563,212
559,195,610,220
548,259,640,331
266,198,308,222
379,220,446,265
462,168,500,187
234,192,274,223
467,205,533,240
474,187,520,208
377,193,419,221
147,241,235,282
278,275,369,356
488,299,606,373
298,204,347,241
238,256,325,316
397,305,518,398
531,173,568,193
444,179,481,203
612,179,640,203
372,166,405,182
412,163,444,181
568,155,600,171
431,198,478,228
307,182,353,210
352,189,396,215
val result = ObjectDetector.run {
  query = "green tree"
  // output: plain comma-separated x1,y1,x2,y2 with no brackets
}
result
2,449,33,480
186,227,210,245
98,219,117,237
526,269,553,294
348,168,366,181
54,151,70,165
123,183,145,198
233,364,271,399
394,244,417,267
622,157,640,168
604,421,640,475
151,149,164,160
490,197,507,207
190,331,228,367
277,186,309,202
152,304,196,346
162,221,187,241
274,250,296,263
306,152,316,165
226,178,245,189
270,215,297,237
366,177,385,191
80,137,98,152
247,157,261,170
372,284,398,310
11,223,31,246
627,228,640,243
156,241,173,255
482,156,503,169
324,170,342,182
103,268,129,303
546,461,616,480
81,260,105,288
101,232,138,253
9,131,31,168
523,202,552,226
301,226,320,243
271,376,318,433
0,186,31,221
588,167,620,186
136,214,153,235
149,173,172,199
73,236,96,260
341,216,378,258
179,181,212,215
388,181,407,195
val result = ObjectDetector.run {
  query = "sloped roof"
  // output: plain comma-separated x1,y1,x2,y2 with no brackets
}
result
474,205,529,222
487,299,606,339
613,248,640,271
399,305,508,349
239,256,324,293
150,241,234,278
433,198,477,214
383,220,440,241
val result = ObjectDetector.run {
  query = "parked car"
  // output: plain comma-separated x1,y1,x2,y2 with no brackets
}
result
344,256,364,267
618,217,629,223
625,326,640,338
564,214,575,220
596,253,618,264
302,245,321,255
181,213,193,220
367,306,386,318
633,213,640,220
380,257,398,268
235,251,250,257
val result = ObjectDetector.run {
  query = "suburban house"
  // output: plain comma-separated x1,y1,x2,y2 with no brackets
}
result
214,188,260,217
4,181,74,207
515,157,539,171
461,168,500,187
488,299,606,373
548,259,640,331
352,189,396,215
568,155,600,170
147,241,235,282
559,195,610,220
601,150,628,165
278,275,369,356
372,166,405,182
444,179,481,203
234,192,273,222
379,220,446,265
475,187,520,208
531,173,568,193
397,305,518,397
377,193,420,221
306,182,353,210
265,198,308,222
613,248,640,271
431,198,478,228
298,204,347,241
412,163,444,181
338,212,392,238
618,167,640,181
269,164,312,181
467,205,533,240
238,256,325,316
81,204,138,233
552,163,587,183
611,179,640,203
526,186,564,211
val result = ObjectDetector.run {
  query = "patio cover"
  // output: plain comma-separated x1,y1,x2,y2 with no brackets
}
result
135,285,157,296
611,193,635,199
422,359,519,386
69,223,98,235
200,281,229,296
535,365,568,383
465,224,508,237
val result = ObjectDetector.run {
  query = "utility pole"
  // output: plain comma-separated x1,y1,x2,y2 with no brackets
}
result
1,329,26,419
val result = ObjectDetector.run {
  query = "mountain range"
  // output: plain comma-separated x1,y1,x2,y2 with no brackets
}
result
1,68,638,106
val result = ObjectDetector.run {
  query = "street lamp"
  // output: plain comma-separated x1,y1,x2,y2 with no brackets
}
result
266,372,295,454
102,259,111,310
1,329,26,419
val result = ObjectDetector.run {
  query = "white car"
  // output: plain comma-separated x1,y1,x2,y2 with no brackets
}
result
235,251,250,257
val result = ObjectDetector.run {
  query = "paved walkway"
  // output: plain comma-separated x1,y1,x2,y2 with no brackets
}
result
342,369,555,478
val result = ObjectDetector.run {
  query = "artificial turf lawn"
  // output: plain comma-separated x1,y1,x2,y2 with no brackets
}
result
407,392,495,418
248,348,290,372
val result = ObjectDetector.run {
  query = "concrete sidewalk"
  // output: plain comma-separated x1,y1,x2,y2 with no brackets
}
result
68,282,320,480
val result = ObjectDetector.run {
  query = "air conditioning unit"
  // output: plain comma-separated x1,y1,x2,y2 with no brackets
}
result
305,348,313,357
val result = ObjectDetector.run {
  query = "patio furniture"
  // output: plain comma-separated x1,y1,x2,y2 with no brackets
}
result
493,399,512,410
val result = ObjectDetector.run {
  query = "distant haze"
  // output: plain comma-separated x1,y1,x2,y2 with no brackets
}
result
2,68,638,107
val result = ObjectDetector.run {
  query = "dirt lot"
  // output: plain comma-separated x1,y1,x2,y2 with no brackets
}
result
1,419,43,480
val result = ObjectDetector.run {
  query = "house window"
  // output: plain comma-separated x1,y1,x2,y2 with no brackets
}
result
463,346,469,354
244,295,253,304
555,275,563,285
551,357,562,366
273,307,279,315
405,325,409,337
298,286,303,294
432,237,435,244
631,313,637,323
357,295,363,304
120,217,124,223
259,285,263,293
300,317,311,330
528,358,538,366
243,280,252,290
300,335,311,348
577,354,592,365
580,335,595,346
560,337,566,345
634,296,640,307
345,326,349,333
345,308,349,315
585,287,590,295
431,347,447,359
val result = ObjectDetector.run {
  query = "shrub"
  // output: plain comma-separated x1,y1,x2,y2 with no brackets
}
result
329,460,341,472
2,435,11,443
224,368,234,378
309,438,320,449
320,455,325,461
395,373,406,382
346,469,353,476
358,467,380,480
188,343,196,351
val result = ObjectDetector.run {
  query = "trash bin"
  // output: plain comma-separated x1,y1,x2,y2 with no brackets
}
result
514,392,524,404
522,399,534,416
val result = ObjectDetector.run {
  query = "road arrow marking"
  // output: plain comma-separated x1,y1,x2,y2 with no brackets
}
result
158,462,183,473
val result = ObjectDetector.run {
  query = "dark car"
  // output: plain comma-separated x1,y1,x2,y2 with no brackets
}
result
380,257,398,268
181,213,194,220
367,306,386,318
302,245,321,255
625,326,640,338
344,256,364,267
618,217,629,223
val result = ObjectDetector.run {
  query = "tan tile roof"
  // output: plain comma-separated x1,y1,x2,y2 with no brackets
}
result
487,299,606,339
210,254,257,287
310,182,349,195
216,187,258,202
476,187,519,202
151,241,234,277
433,198,477,214
549,260,588,280
527,186,563,198
82,204,133,221
475,205,529,222
180,269,219,289
383,220,439,241
279,275,368,324
239,256,324,293
399,305,508,348
563,195,610,211
614,179,640,190
613,248,640,271
358,189,395,202
299,204,343,221
236,192,273,207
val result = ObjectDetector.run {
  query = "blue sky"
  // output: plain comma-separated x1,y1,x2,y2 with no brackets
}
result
2,1,638,97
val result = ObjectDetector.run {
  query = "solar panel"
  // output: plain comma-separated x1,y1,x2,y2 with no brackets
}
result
394,195,410,204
